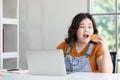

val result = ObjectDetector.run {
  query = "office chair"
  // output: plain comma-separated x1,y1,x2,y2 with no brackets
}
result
110,52,117,73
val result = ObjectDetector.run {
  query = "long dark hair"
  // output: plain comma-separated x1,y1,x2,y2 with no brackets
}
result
65,13,98,44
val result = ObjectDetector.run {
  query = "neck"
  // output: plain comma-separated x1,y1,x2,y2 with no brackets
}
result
76,41,88,46
75,41,89,53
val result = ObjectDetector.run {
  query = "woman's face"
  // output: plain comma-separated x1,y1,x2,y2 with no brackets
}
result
76,18,94,43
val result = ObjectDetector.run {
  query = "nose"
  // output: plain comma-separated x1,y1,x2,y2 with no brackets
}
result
85,27,88,32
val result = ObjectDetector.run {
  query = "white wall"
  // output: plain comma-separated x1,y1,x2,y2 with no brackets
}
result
19,0,88,69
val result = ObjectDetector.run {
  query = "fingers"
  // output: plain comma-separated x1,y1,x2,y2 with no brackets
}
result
93,34,107,43
92,34,109,52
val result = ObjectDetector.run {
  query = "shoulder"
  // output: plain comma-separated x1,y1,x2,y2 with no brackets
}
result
91,42,103,57
90,42,102,49
93,43,103,50
56,41,68,49
56,41,69,54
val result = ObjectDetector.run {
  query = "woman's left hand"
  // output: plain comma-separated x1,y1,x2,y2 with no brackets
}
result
94,34,109,51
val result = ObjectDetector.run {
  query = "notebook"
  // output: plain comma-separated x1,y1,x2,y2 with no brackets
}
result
26,50,67,76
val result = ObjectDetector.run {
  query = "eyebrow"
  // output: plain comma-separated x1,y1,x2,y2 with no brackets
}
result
79,23,92,25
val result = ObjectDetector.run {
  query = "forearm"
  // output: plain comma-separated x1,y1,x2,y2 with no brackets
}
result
101,50,113,73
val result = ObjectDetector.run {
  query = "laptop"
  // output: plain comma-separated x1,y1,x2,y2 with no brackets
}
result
26,50,67,76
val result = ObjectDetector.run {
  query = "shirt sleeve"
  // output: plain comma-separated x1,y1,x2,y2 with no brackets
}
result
94,43,103,58
56,41,68,55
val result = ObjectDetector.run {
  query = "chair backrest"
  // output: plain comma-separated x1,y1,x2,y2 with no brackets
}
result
110,52,117,73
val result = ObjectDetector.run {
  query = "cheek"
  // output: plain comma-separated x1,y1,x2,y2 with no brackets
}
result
90,30,94,34
77,28,83,34
76,29,83,37
90,28,94,34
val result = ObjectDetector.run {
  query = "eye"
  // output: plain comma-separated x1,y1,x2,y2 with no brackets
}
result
88,26,92,28
79,25,85,28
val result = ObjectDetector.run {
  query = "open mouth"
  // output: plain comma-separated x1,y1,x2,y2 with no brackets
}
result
83,34,89,38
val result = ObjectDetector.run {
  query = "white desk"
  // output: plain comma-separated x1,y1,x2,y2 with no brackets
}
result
0,72,120,80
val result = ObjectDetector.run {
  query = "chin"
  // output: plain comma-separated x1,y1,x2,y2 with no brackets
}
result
83,40,90,43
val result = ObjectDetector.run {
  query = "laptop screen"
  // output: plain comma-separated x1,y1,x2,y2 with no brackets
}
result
26,50,66,76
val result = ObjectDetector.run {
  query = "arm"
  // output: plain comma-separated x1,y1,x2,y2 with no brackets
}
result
97,53,113,73
95,35,113,73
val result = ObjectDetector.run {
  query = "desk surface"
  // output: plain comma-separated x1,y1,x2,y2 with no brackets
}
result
0,72,120,80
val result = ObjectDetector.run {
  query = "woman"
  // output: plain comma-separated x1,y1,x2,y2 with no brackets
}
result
56,13,113,73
